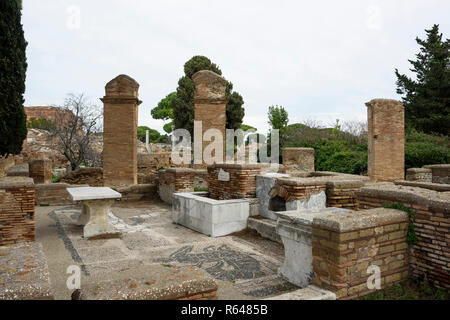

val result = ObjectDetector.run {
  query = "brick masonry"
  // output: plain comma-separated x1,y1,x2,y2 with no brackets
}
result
29,159,52,184
406,168,432,183
311,208,409,299
102,74,141,186
158,168,196,204
207,164,270,200
366,99,405,182
425,164,450,184
325,180,364,210
0,177,35,246
357,185,450,289
193,70,227,168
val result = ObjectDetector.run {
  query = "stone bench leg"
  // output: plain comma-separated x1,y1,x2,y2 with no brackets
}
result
77,204,90,226
81,199,120,239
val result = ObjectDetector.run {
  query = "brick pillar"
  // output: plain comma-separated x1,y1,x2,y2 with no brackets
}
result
366,99,404,182
192,70,227,168
101,75,142,186
29,159,52,184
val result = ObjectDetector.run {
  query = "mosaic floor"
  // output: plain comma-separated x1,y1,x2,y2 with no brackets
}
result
46,200,297,298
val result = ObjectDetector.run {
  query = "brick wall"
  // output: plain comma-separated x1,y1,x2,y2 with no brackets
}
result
207,164,269,200
102,74,141,186
425,164,450,184
406,168,432,182
366,99,404,182
326,180,363,210
158,168,196,204
29,159,52,184
311,208,409,299
0,177,35,246
357,185,450,289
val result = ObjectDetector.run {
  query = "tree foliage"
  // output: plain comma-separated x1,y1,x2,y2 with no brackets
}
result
151,92,176,133
172,56,245,134
395,24,450,135
0,0,28,157
137,126,167,143
268,105,289,131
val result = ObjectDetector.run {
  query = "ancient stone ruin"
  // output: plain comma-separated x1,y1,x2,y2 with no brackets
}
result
1,74,448,301
101,74,142,186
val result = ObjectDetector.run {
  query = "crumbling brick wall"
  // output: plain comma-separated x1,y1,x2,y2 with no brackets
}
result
207,164,269,200
357,184,449,289
282,147,315,172
29,159,52,184
406,168,432,182
158,168,196,204
311,208,409,299
0,177,35,246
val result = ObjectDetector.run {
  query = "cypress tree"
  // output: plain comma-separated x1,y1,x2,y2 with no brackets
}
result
172,56,245,135
0,0,28,157
395,24,450,135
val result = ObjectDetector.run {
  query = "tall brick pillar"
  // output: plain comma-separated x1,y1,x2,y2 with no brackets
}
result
366,99,404,182
101,75,142,186
193,70,227,168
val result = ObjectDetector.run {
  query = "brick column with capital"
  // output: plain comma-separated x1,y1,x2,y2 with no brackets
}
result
101,74,142,186
192,70,227,168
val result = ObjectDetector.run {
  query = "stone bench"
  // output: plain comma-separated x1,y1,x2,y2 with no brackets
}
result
66,187,122,239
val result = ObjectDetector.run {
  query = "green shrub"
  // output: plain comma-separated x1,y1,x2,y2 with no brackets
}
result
26,117,56,131
405,142,449,169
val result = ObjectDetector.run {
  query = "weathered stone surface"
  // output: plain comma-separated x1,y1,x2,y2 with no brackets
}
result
366,99,405,182
0,242,53,299
313,208,408,232
248,216,281,243
256,173,290,220
394,180,450,192
173,192,249,237
426,164,450,184
102,74,141,186
406,168,432,182
283,147,315,172
73,263,218,300
6,163,29,177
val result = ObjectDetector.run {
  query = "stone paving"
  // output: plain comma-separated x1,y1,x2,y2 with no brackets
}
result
0,242,53,299
39,199,298,299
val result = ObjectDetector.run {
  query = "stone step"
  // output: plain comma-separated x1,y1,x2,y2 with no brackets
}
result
247,216,281,243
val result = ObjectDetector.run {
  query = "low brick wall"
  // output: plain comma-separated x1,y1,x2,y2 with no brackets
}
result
56,167,103,186
6,163,29,177
29,159,52,184
326,180,364,210
406,168,432,182
158,168,196,204
35,183,89,206
357,184,450,289
207,164,270,200
0,177,35,246
114,184,158,202
425,164,450,184
311,208,409,299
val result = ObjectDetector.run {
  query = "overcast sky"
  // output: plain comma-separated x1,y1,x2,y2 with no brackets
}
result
22,0,450,134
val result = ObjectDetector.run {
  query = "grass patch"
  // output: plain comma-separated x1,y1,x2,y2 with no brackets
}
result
360,278,449,300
